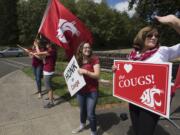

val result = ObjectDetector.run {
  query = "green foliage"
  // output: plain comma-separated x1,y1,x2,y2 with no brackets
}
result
0,0,18,45
56,47,67,61
16,0,137,49
100,71,112,80
17,0,76,46
5,0,179,49
129,0,180,18
128,0,180,46
17,0,47,45
76,0,134,49
60,0,77,14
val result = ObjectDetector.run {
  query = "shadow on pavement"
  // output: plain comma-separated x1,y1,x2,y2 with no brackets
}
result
126,126,135,135
126,125,171,135
54,97,66,105
173,106,180,114
97,112,120,135
154,125,171,135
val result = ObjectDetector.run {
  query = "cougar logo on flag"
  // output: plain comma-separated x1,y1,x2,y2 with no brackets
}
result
140,87,162,108
56,19,80,43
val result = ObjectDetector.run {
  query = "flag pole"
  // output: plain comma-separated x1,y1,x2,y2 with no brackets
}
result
38,0,52,33
34,0,52,41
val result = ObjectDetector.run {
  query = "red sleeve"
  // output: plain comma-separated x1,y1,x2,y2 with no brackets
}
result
48,48,56,56
92,55,100,65
27,48,33,52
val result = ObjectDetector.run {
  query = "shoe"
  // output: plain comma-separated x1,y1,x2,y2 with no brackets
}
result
43,102,54,108
72,126,84,134
91,131,97,135
38,93,42,99
45,97,49,100
45,97,55,101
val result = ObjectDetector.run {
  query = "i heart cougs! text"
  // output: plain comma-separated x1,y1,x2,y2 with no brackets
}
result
118,74,155,88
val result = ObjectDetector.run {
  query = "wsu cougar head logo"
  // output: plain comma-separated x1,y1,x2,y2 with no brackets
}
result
140,86,162,108
56,19,80,43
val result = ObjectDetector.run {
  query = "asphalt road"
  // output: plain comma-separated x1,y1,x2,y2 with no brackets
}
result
0,57,31,77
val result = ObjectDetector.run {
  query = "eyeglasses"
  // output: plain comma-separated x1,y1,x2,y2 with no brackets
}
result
146,33,159,38
83,47,91,49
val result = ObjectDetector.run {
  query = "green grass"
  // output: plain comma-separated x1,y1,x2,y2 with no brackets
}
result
100,71,112,80
23,61,122,106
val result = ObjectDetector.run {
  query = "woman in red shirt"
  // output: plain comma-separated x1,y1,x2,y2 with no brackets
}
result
72,42,100,135
34,41,57,108
29,39,45,98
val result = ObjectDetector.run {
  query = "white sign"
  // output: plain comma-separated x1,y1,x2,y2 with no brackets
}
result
64,56,86,96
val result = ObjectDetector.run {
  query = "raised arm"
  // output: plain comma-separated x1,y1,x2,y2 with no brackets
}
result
155,15,180,34
29,52,42,59
17,44,29,53
34,51,49,57
33,40,41,53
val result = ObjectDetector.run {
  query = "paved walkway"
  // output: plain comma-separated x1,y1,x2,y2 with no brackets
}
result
0,70,108,135
0,70,180,135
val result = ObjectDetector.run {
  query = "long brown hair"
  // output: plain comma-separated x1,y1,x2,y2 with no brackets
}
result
133,26,160,51
75,42,92,67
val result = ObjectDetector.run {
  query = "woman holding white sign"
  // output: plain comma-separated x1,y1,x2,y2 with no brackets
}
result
113,26,180,135
72,42,100,135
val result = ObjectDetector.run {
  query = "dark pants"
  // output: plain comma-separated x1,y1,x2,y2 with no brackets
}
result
32,66,43,93
129,104,160,135
77,91,98,132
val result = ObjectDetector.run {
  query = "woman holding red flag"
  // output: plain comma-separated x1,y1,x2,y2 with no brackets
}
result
17,40,44,98
34,40,57,108
28,39,44,98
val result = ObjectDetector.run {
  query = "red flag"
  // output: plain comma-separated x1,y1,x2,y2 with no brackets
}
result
38,0,93,59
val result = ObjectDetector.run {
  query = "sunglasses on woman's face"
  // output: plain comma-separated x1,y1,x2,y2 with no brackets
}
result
146,33,159,38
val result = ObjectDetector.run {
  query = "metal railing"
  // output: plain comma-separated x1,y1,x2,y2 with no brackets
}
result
94,51,180,79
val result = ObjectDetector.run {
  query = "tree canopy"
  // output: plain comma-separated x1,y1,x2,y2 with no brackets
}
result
0,0,18,45
0,0,179,49
129,0,180,45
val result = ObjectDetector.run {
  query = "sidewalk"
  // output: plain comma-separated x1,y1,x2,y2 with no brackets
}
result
0,70,179,135
0,70,109,135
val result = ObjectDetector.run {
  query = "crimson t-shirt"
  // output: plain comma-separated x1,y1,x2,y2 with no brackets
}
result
43,48,57,72
32,57,43,67
31,48,44,68
80,56,99,93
